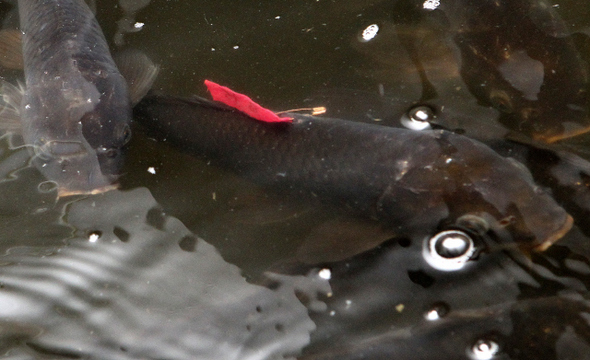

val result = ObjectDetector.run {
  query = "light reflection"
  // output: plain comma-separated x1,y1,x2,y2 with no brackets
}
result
360,24,380,42
318,268,332,280
469,339,500,360
423,230,476,271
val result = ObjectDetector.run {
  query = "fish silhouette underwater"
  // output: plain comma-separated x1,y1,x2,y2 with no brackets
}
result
0,0,158,197
293,231,590,360
350,0,590,143
134,82,573,266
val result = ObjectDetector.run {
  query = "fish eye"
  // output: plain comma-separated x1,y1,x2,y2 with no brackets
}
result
115,124,131,146
423,230,476,271
122,125,131,144
38,181,58,193
401,105,434,130
489,90,513,113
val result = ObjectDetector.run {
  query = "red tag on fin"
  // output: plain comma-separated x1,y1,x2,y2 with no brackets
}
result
205,80,293,123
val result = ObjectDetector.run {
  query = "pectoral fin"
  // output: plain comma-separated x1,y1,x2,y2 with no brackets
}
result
0,80,23,133
0,29,23,70
296,217,397,264
114,49,159,105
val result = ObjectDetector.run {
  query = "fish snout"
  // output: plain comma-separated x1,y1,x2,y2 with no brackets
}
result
31,139,119,197
532,214,573,252
491,205,573,252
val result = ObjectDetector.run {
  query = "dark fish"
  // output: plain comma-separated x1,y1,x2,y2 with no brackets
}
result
352,0,589,143
305,87,590,245
134,93,573,262
283,206,590,359
442,0,590,143
301,295,590,360
0,0,158,197
487,138,590,238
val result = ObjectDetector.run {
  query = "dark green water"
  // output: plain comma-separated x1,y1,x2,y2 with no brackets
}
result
0,1,590,359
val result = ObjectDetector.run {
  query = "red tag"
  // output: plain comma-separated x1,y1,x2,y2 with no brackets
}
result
205,80,293,123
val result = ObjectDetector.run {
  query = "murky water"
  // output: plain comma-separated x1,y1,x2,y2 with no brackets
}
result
0,0,590,359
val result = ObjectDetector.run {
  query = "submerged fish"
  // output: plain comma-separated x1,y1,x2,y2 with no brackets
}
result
134,92,573,262
443,0,590,143
353,0,589,143
289,212,590,359
301,294,590,360
314,87,590,244
0,0,157,197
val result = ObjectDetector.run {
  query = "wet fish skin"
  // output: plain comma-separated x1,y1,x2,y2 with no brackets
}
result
17,0,132,195
488,138,590,238
300,295,590,360
134,93,572,254
312,88,590,240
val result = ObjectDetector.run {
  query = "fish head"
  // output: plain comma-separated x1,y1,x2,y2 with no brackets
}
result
21,76,132,197
487,81,590,144
458,34,590,142
29,137,119,197
436,133,573,253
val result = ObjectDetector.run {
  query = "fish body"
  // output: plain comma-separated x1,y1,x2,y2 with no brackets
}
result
134,94,572,255
292,211,590,359
301,295,590,360
308,87,590,241
353,0,589,142
436,0,589,142
14,0,133,196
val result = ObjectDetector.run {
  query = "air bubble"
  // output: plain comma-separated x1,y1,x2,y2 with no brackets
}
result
424,302,449,321
87,231,102,243
469,339,500,360
423,230,476,271
401,106,433,130
423,0,441,10
318,268,331,280
360,24,379,42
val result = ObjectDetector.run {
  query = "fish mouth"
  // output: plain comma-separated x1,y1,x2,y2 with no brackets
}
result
533,214,574,252
57,183,119,198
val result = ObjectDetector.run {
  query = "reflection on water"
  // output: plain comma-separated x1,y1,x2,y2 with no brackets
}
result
0,0,589,359
0,140,327,358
